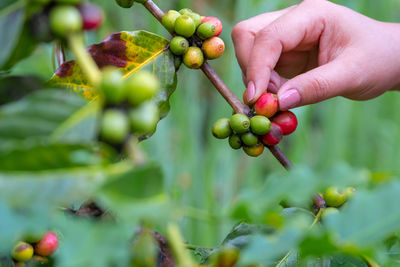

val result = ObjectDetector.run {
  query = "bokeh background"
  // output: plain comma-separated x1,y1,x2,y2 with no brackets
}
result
9,0,400,248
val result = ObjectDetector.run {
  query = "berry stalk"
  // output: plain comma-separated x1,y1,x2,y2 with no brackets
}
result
142,0,293,170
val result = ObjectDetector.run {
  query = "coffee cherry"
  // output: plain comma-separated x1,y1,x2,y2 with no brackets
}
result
324,187,346,207
162,10,181,33
196,22,216,40
262,122,282,146
243,142,264,157
50,6,83,37
12,242,34,262
212,248,239,267
254,93,279,118
250,115,271,135
344,187,356,199
125,71,159,106
174,15,196,38
183,47,204,69
170,36,189,56
212,118,232,139
100,67,125,104
78,3,103,30
129,102,159,134
321,207,339,220
179,8,193,15
272,111,298,135
229,134,242,150
201,17,223,37
100,110,129,144
202,37,225,60
35,232,59,257
186,12,202,28
115,0,134,8
230,114,250,134
241,132,258,146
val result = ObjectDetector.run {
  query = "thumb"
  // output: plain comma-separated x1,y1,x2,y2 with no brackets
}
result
277,60,361,110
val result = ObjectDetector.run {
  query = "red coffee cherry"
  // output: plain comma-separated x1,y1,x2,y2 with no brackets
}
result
254,93,279,118
35,231,59,256
201,16,222,36
262,122,283,146
272,111,298,135
78,3,103,30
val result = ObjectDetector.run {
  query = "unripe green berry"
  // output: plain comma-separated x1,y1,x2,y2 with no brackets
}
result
321,207,339,220
50,6,83,37
196,22,216,40
125,71,159,106
174,15,196,38
344,187,356,199
212,118,232,139
179,8,193,15
170,36,189,56
241,132,258,146
243,142,264,157
100,67,125,104
115,0,134,8
129,102,159,134
186,12,202,28
250,115,271,135
230,114,250,134
162,10,181,33
202,37,225,60
324,187,346,207
100,110,129,144
183,47,204,69
12,242,34,262
229,134,242,150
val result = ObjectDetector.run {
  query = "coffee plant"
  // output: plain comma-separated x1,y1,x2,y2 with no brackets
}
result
1,0,400,266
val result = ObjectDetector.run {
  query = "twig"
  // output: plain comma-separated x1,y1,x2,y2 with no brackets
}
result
142,0,293,170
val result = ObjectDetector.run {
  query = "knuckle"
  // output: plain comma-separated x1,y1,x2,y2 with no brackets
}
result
308,74,331,101
231,22,247,42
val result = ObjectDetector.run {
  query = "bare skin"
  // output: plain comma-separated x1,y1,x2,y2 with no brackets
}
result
231,0,400,110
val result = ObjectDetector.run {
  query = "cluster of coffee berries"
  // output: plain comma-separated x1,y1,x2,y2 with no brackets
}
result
99,67,160,145
212,93,298,157
11,231,59,263
162,9,225,69
28,0,103,41
114,0,147,9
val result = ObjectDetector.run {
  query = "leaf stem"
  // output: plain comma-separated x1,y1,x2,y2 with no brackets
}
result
67,34,101,87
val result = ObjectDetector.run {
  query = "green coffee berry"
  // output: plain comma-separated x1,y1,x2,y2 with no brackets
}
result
196,22,216,40
162,10,181,33
344,187,356,199
321,207,339,220
115,0,134,8
250,115,271,135
100,67,125,104
212,118,232,139
100,110,129,144
50,6,83,36
243,142,264,157
183,47,204,69
229,134,242,150
174,15,196,38
230,114,250,134
12,242,34,262
125,71,159,106
179,8,193,15
129,102,159,134
241,132,258,146
186,12,202,28
170,36,189,56
324,187,346,207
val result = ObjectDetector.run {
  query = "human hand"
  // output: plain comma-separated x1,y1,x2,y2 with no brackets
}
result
231,0,400,110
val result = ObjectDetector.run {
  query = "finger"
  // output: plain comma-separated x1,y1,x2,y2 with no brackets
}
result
245,4,325,104
277,58,363,110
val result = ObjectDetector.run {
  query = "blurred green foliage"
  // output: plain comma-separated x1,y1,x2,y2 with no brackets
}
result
6,0,400,257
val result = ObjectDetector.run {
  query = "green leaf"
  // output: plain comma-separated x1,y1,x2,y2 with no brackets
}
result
0,89,88,142
0,3,26,69
0,75,43,105
48,30,177,118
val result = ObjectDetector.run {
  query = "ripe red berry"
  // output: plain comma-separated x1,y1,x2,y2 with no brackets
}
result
272,111,298,135
262,122,283,146
201,17,222,37
78,3,103,30
35,231,59,256
254,93,279,118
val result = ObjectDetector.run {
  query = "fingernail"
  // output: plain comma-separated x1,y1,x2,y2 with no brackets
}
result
267,81,278,93
279,89,301,110
246,81,255,102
